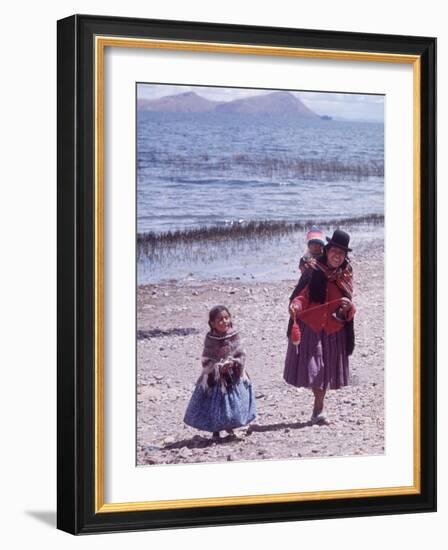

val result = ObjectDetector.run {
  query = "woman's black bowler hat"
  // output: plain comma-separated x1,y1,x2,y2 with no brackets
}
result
326,229,352,252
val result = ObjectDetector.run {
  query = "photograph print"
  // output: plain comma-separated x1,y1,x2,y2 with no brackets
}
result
136,83,384,467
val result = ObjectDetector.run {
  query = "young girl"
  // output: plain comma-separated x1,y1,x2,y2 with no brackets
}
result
184,305,256,440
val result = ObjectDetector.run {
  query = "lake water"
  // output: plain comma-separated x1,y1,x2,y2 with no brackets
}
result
136,111,384,282
137,112,384,234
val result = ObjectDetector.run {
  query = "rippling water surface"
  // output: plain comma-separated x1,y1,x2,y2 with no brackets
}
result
136,111,384,282
137,112,384,234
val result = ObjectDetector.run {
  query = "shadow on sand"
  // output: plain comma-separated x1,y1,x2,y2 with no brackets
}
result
137,327,200,340
248,419,312,432
163,434,235,450
161,419,316,451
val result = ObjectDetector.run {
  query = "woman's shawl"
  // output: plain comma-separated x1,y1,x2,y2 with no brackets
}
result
286,261,355,356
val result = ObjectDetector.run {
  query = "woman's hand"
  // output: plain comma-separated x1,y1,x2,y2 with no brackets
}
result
340,297,352,312
289,301,302,319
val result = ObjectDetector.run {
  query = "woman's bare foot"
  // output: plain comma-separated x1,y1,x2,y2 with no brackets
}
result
312,388,326,418
310,413,329,425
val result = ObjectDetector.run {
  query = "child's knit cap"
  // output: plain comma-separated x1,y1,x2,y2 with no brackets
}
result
306,225,325,246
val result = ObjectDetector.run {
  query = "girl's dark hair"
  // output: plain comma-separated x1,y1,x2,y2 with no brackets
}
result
208,305,232,330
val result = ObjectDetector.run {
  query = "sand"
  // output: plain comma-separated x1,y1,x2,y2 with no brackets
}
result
136,242,384,466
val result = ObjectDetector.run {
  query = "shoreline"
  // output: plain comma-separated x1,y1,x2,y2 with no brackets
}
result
137,240,384,466
138,221,384,284
138,214,384,243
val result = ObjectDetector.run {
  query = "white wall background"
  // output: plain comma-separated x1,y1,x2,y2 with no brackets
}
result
0,1,444,547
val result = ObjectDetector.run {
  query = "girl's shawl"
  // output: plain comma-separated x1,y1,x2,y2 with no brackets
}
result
286,258,355,355
199,330,248,393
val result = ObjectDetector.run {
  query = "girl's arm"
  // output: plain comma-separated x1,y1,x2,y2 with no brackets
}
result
230,336,246,367
227,335,247,383
201,336,220,369
200,337,221,389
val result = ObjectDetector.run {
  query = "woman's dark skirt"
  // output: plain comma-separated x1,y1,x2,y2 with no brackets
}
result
284,323,349,390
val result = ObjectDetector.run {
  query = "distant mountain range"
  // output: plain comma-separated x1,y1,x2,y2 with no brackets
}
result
138,91,325,118
137,91,219,113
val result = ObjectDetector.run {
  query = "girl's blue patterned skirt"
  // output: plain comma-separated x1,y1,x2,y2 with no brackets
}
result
184,379,256,433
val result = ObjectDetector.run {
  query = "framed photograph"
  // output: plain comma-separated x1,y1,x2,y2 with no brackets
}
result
57,14,436,534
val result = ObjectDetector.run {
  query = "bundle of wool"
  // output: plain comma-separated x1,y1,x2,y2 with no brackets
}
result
291,317,301,353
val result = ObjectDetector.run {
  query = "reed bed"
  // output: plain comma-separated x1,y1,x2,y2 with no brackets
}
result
137,215,384,265
138,152,383,181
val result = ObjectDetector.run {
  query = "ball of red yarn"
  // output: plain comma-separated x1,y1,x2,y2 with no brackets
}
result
291,318,301,346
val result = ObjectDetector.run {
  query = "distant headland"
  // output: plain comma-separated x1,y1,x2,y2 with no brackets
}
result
138,90,329,119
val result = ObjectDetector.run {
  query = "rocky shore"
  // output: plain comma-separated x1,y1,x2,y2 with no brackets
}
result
137,242,384,466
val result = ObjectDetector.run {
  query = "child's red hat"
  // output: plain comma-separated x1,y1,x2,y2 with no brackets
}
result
306,226,325,246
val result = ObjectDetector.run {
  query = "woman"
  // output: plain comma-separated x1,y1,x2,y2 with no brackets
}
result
284,229,356,424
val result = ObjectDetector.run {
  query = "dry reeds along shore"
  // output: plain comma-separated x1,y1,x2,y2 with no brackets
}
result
136,223,384,467
146,151,384,181
137,214,384,263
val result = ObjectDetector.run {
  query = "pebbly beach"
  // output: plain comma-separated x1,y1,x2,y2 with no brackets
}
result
136,225,384,466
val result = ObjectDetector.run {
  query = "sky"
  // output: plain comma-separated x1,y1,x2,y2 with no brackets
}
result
137,84,384,123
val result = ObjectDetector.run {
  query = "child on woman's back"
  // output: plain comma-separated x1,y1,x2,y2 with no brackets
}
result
184,305,256,440
299,226,326,273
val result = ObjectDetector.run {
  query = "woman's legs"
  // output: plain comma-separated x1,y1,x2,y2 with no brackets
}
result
312,388,326,418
